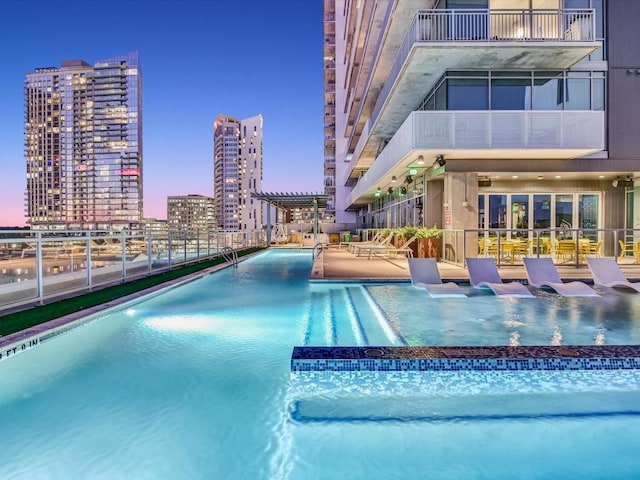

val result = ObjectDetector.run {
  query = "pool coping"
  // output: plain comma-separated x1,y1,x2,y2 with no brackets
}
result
291,345,640,371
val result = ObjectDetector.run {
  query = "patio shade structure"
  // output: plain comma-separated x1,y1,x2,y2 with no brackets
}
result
252,192,329,245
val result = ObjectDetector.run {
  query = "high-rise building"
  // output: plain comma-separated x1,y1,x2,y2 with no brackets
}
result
213,114,263,231
325,1,640,253
167,194,216,234
25,52,143,230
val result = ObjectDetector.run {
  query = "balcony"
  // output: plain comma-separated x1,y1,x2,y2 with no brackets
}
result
346,110,604,208
351,8,599,172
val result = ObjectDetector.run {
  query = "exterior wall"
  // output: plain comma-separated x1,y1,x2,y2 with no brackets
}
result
330,0,359,227
25,53,143,230
607,0,640,159
239,115,264,231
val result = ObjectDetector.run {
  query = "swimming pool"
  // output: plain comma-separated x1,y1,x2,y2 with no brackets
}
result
1,249,640,479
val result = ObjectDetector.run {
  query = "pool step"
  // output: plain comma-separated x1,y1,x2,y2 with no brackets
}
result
304,286,398,346
345,286,404,346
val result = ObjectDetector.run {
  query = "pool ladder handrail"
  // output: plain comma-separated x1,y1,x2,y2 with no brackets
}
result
312,242,326,259
221,246,238,266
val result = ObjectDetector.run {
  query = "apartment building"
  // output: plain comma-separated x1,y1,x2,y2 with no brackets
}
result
213,114,264,231
25,52,143,230
166,195,216,234
324,0,640,255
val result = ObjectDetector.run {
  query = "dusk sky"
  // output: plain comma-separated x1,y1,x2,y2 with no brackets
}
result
0,0,324,227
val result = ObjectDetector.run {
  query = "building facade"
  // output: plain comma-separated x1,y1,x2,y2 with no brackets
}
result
25,52,143,230
213,114,264,231
166,194,216,234
325,0,640,256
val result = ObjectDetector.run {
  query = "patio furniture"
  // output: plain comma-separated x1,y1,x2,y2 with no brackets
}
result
466,258,534,297
587,257,640,293
523,257,599,297
408,258,466,298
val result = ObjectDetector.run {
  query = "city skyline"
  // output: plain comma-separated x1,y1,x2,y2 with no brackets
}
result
0,0,324,227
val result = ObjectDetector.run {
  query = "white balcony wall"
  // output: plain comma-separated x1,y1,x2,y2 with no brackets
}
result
347,110,604,207
414,111,604,150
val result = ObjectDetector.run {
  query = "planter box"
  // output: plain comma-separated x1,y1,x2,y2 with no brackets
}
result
418,238,440,260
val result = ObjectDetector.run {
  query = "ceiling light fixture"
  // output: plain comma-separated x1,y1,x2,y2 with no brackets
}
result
417,155,425,165
391,176,397,183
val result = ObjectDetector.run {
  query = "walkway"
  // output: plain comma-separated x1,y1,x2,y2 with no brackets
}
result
314,246,640,282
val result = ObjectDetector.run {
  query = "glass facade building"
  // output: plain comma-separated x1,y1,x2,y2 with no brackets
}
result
167,195,216,234
24,52,143,230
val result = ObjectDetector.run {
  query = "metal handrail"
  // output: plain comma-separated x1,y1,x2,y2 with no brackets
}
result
220,247,238,266
312,242,326,260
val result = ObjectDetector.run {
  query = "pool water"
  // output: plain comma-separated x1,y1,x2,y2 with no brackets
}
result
1,249,640,479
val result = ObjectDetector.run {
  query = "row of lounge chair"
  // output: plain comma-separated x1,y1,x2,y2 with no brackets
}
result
344,232,415,259
408,257,640,298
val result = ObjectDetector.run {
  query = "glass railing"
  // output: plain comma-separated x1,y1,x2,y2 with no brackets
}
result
0,229,266,312
441,228,640,268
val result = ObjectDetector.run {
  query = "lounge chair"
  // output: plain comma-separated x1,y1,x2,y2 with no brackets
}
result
587,257,640,293
351,233,393,256
523,257,599,297
466,258,534,297
368,236,416,259
408,258,466,297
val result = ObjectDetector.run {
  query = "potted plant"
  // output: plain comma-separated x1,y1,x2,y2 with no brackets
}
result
416,225,442,259
399,225,419,256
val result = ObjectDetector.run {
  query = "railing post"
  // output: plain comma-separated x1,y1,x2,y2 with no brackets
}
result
183,231,187,264
168,231,172,269
147,231,152,274
121,231,127,280
36,232,44,305
86,233,93,291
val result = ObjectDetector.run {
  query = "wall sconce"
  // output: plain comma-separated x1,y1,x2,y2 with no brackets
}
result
399,186,407,195
405,175,413,184
612,177,633,188
391,176,397,183
387,187,394,195
374,187,381,197
435,154,446,167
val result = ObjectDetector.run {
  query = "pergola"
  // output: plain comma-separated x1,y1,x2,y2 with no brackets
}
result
252,192,329,245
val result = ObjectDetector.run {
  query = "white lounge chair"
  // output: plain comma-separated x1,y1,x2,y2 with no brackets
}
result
587,257,640,293
408,258,466,298
466,258,534,298
351,233,393,255
523,257,599,297
368,236,416,259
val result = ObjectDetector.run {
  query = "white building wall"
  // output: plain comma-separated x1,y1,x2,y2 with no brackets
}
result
333,0,357,225
239,114,264,230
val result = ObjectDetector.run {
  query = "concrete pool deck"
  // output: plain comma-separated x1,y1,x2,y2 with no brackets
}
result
312,246,640,282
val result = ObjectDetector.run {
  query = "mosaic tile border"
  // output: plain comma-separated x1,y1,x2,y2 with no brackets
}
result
291,345,640,371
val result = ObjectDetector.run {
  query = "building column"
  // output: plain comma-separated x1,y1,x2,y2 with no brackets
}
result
266,204,272,245
443,173,478,262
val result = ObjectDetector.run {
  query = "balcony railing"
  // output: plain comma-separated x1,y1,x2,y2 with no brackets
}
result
419,9,595,43
370,9,595,139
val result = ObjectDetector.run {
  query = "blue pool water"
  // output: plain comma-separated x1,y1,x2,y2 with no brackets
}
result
1,249,640,479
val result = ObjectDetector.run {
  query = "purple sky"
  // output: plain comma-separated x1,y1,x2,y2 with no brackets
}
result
0,0,324,227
